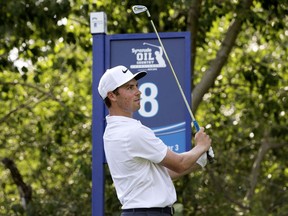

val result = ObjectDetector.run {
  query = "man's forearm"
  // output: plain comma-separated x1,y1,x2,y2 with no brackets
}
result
168,163,202,180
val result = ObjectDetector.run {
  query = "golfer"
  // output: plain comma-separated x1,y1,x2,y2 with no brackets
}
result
98,65,213,216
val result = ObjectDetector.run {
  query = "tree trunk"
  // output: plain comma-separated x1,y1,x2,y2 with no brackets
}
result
191,0,253,113
187,0,202,89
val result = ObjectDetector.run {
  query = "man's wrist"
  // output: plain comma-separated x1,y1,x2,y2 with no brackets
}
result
194,144,209,156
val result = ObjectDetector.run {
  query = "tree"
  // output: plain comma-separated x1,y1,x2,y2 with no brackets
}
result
0,0,92,215
187,0,288,215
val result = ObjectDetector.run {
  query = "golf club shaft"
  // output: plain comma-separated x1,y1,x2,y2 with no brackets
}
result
133,5,213,163
149,19,196,121
149,19,213,163
151,25,203,134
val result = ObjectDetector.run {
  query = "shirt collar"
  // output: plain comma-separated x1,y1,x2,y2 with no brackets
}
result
106,115,139,124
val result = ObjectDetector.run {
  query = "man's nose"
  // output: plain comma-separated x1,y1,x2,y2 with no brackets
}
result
136,88,141,95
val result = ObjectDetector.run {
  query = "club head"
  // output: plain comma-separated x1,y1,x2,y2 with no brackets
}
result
132,5,147,14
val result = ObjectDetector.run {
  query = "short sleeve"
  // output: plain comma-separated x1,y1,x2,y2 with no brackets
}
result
128,125,168,163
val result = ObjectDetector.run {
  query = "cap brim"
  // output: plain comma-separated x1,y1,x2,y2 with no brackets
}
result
134,71,147,80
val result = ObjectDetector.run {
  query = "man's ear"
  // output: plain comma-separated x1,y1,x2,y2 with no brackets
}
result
107,92,117,101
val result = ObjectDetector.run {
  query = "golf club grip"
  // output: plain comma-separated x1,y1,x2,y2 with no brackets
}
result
207,153,214,164
193,120,214,164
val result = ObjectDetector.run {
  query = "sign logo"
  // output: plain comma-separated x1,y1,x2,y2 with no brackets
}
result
130,42,166,71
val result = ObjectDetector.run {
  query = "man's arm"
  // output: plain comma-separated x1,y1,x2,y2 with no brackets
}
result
167,161,202,180
159,128,211,180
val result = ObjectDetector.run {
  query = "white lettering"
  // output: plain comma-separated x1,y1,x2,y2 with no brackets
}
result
138,83,159,117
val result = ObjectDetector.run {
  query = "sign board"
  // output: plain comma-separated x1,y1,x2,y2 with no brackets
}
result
105,32,191,153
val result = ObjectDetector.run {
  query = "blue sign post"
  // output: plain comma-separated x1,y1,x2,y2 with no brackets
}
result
91,12,107,216
91,13,191,215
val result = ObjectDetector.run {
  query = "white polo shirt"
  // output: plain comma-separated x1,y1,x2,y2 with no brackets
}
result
103,115,177,209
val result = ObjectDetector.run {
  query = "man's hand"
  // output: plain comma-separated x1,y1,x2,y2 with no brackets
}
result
194,127,211,152
194,127,213,167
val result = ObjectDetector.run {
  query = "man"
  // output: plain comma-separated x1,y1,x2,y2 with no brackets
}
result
98,65,213,216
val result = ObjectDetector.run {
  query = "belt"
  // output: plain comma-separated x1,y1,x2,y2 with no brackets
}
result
122,206,174,215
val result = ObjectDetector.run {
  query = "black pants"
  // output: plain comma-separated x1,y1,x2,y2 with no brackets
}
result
121,207,174,216
121,212,172,216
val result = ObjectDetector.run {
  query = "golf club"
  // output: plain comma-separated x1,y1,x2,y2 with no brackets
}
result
132,5,214,163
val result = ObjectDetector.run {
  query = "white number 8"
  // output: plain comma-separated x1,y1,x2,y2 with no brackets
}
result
138,83,159,117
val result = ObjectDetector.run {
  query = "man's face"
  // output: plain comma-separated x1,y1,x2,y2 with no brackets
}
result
112,78,141,115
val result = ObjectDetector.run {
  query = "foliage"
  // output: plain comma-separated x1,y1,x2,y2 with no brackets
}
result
0,0,287,215
0,0,92,215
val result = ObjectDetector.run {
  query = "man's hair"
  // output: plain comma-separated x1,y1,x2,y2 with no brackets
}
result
104,97,112,108
104,88,119,108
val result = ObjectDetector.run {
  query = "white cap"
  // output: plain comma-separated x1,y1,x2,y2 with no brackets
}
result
98,65,147,99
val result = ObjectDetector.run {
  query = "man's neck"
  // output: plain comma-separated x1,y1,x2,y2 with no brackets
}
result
109,109,133,118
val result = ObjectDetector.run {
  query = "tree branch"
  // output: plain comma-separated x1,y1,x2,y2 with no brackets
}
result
187,0,202,88
2,158,32,210
191,0,253,113
0,93,49,124
207,166,251,211
0,81,90,124
0,81,65,106
245,130,287,201
0,98,36,124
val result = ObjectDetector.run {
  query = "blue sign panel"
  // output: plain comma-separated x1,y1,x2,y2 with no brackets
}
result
106,32,191,152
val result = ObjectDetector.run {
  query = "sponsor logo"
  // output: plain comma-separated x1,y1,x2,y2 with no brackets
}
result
130,42,166,71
